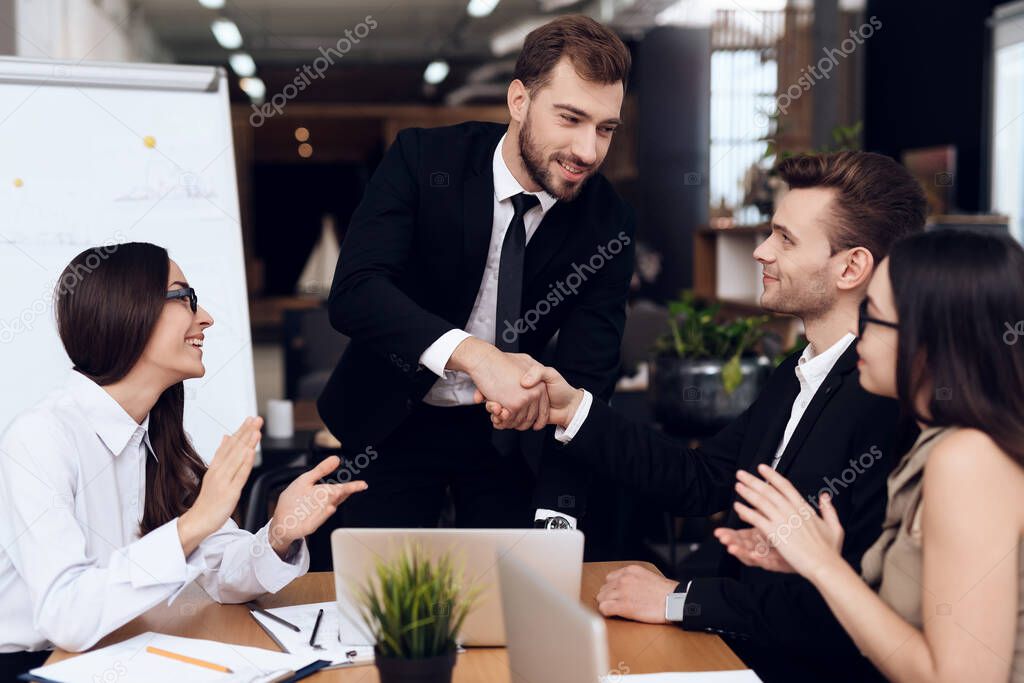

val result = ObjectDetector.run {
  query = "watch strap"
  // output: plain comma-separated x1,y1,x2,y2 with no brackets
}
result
665,591,688,622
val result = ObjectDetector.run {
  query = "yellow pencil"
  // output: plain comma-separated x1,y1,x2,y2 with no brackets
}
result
145,645,234,673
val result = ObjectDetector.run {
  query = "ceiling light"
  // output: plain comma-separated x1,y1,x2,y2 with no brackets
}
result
467,0,500,18
491,17,549,56
211,18,243,50
239,76,265,102
423,60,450,85
197,0,224,8
228,53,256,77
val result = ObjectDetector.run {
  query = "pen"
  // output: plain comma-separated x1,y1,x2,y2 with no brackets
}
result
145,645,233,673
309,608,324,648
247,602,301,632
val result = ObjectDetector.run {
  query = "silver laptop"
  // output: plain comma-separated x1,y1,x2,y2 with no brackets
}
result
330,528,584,646
499,554,609,683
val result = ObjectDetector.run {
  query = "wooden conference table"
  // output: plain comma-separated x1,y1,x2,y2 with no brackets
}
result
46,562,745,681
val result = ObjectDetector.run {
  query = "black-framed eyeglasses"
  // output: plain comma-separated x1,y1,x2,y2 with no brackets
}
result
858,298,898,336
166,287,198,313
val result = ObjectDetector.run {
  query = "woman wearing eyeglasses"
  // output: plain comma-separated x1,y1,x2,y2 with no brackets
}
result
716,229,1024,682
0,242,367,669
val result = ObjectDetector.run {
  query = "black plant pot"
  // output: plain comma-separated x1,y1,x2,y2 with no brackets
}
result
650,355,772,437
374,649,457,683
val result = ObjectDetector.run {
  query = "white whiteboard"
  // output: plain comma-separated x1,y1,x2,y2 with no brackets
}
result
0,56,257,463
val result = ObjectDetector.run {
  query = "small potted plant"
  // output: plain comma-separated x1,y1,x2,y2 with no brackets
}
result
356,546,478,683
651,291,772,436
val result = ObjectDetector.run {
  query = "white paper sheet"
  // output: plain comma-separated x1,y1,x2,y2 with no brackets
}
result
28,632,316,683
609,671,763,682
249,601,374,667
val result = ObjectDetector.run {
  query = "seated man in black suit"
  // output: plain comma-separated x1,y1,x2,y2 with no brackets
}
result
482,151,928,682
316,15,635,534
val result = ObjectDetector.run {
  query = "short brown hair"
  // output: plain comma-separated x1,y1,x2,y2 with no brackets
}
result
514,15,631,94
776,151,927,264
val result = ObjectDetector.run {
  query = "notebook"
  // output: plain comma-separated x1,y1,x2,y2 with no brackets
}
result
23,632,318,683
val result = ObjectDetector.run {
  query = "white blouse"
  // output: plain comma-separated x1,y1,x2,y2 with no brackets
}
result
0,371,309,653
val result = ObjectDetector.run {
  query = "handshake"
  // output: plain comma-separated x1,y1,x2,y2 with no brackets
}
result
449,337,586,431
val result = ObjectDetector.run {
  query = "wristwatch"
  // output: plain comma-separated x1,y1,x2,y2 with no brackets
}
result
534,515,573,529
665,591,688,622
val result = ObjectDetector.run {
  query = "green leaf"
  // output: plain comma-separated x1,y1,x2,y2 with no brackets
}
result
722,353,743,394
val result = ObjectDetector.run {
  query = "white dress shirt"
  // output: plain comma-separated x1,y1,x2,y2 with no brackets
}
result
0,371,308,653
768,332,856,468
418,133,557,405
560,333,858,454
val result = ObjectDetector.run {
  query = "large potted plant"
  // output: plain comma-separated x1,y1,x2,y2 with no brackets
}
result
356,547,478,683
651,292,772,437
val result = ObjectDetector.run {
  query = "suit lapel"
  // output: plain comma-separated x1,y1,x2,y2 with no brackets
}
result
524,202,573,286
726,377,796,530
773,343,858,476
749,373,800,469
457,137,500,325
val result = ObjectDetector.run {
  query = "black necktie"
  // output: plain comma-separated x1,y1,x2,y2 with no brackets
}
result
492,191,540,456
495,192,540,353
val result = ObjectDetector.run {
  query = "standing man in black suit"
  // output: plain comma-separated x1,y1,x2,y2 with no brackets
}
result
484,151,928,681
317,15,635,532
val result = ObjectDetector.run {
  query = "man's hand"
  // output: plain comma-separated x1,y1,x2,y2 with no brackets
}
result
595,565,680,624
480,365,585,430
450,337,548,430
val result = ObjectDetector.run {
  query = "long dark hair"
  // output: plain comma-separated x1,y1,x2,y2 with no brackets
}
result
888,229,1024,465
55,242,206,534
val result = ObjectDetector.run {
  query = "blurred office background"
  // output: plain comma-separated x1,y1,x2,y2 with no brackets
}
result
3,0,1022,569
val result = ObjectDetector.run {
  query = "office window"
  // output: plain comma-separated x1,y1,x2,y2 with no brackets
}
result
708,9,787,225
991,2,1024,242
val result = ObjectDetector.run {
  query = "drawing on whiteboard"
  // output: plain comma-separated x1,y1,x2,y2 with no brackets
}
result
143,135,157,148
13,178,23,188
114,160,217,202
2,181,84,246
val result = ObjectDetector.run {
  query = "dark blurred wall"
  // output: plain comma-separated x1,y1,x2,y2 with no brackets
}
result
863,0,1015,212
253,162,366,295
637,26,711,300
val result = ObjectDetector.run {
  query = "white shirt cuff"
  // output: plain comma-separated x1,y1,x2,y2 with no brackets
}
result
127,518,194,588
418,329,473,378
554,390,593,444
251,524,310,594
534,508,578,529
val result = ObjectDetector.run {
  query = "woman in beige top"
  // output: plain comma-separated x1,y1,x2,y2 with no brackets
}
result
717,228,1024,682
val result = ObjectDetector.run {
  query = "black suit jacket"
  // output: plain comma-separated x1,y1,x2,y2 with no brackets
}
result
318,121,635,513
561,342,903,681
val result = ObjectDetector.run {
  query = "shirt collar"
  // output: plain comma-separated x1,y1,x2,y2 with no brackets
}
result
67,371,155,459
492,133,558,214
796,332,857,387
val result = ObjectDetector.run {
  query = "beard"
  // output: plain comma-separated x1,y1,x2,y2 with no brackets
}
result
760,263,837,319
517,112,593,202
